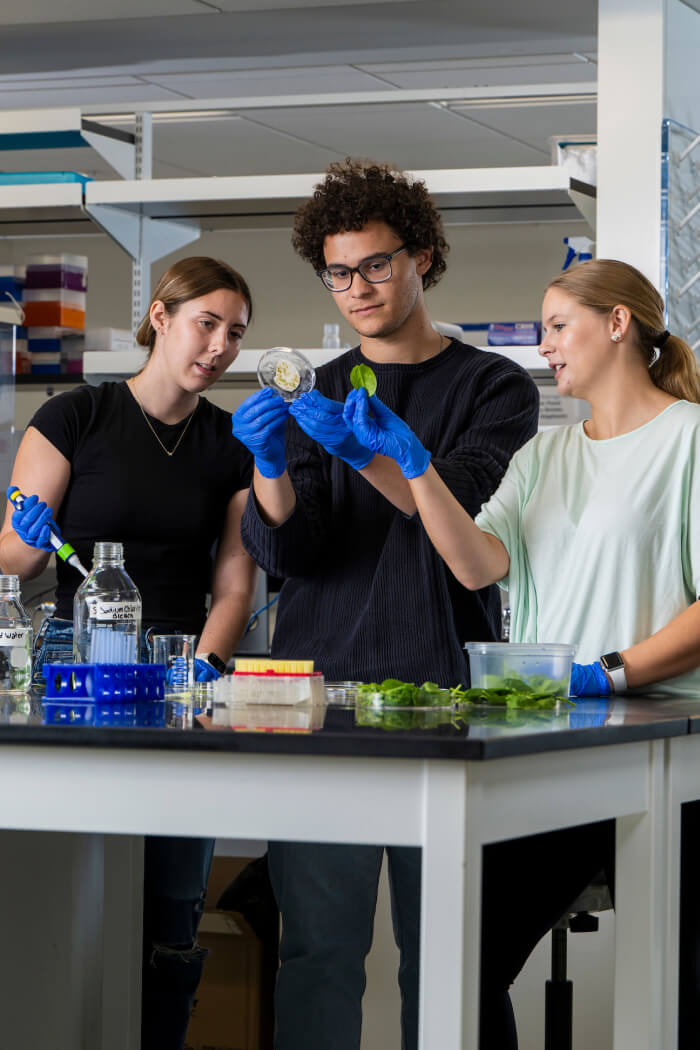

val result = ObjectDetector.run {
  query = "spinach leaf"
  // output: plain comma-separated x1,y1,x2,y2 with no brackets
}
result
350,364,378,397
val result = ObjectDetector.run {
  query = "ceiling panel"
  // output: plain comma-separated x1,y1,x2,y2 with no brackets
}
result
0,0,206,25
150,115,342,177
367,62,597,89
450,100,596,155
0,83,186,108
245,102,547,169
145,65,386,99
0,0,411,25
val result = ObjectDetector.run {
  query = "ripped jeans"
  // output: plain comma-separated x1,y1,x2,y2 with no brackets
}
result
34,617,215,1050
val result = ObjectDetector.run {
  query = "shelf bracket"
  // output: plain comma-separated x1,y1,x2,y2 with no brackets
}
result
80,120,136,181
567,179,596,231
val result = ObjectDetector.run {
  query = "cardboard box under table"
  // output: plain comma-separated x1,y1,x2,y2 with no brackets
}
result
185,857,276,1050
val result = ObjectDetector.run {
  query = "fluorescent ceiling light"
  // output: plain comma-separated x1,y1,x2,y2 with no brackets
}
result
443,94,596,109
95,110,240,124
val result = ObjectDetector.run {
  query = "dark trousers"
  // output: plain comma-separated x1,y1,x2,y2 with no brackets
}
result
679,800,700,1049
267,821,615,1050
268,842,421,1050
481,820,615,1049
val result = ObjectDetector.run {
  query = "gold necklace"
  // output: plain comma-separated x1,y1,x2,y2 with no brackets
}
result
129,380,198,457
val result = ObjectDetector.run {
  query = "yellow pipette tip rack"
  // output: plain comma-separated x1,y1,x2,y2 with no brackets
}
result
234,658,315,674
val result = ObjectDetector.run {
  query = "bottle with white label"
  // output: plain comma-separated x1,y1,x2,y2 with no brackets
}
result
73,541,142,664
0,575,32,693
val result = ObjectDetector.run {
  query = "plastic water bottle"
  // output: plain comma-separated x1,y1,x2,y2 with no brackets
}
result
0,575,32,692
73,541,141,664
322,323,341,349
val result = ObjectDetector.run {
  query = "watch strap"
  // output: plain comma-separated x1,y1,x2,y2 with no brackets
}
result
196,652,227,676
600,651,627,693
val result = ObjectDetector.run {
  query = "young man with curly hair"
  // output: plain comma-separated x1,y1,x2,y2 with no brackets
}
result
233,158,539,1050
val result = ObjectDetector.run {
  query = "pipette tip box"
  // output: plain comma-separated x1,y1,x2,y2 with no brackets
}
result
215,658,325,706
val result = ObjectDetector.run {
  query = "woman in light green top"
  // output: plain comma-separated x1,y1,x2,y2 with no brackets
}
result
345,258,700,698
342,258,700,1048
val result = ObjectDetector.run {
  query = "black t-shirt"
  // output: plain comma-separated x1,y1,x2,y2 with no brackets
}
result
242,340,539,686
30,381,252,632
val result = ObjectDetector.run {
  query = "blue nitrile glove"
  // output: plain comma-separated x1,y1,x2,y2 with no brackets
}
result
569,662,612,697
289,390,373,470
194,657,221,683
342,388,431,479
10,491,57,553
232,387,290,479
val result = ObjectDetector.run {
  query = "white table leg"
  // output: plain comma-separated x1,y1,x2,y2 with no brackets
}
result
613,739,668,1049
419,761,482,1050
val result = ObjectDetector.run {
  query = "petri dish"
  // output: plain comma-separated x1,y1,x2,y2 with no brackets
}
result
257,347,316,401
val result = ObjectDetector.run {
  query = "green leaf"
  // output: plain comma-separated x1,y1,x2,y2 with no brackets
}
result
350,364,377,397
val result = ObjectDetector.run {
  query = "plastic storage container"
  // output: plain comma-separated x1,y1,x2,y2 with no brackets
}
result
464,642,576,696
73,541,142,664
0,575,33,693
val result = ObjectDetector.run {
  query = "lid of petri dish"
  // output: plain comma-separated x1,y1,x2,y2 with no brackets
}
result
257,347,316,401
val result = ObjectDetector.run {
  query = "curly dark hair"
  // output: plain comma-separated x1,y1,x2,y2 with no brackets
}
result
292,158,449,290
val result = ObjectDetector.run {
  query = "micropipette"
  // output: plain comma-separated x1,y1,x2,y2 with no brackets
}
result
7,486,89,578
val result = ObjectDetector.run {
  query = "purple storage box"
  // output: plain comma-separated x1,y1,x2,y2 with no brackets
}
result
487,322,541,346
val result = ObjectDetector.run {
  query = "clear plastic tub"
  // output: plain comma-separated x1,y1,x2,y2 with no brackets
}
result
464,642,576,696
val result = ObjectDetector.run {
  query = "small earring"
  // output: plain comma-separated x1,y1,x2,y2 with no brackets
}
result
611,332,621,342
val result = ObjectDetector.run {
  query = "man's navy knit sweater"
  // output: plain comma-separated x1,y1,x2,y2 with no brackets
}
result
241,339,539,686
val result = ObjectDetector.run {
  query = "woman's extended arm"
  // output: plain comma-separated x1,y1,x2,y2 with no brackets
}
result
196,488,259,662
408,465,510,589
620,599,700,688
0,427,72,580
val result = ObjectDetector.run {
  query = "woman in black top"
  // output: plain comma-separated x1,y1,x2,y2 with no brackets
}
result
0,256,258,1050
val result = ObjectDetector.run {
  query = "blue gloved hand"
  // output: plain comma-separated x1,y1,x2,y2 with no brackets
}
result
569,662,612,697
342,388,431,479
289,390,373,470
10,491,57,552
194,657,221,683
232,387,290,479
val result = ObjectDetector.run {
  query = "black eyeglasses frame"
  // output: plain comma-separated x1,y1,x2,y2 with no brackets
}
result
317,244,408,292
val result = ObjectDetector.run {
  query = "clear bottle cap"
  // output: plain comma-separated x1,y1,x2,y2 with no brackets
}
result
0,575,20,594
93,541,124,563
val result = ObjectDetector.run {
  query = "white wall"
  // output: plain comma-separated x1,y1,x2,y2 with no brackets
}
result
1,219,590,350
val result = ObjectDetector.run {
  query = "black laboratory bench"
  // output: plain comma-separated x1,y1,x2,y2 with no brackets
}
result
0,691,696,760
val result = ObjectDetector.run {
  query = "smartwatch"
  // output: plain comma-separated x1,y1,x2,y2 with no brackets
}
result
600,651,627,693
198,652,227,676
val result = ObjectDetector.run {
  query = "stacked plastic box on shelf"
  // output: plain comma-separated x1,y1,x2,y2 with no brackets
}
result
24,254,88,374
0,266,30,374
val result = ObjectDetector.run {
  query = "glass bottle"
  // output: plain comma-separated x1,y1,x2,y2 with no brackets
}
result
73,541,142,664
0,575,33,693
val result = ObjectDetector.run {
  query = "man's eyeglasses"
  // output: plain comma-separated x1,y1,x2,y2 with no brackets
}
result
317,245,407,292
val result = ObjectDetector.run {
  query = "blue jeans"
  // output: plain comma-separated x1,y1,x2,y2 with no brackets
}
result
267,842,421,1050
35,617,216,1050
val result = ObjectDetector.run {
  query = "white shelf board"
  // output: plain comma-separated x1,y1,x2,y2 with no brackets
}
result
82,344,546,384
84,167,595,228
83,347,344,382
0,182,89,237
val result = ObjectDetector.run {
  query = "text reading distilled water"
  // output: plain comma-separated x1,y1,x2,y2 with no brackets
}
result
0,575,33,692
73,541,141,664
